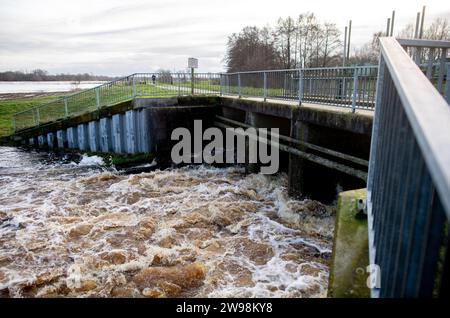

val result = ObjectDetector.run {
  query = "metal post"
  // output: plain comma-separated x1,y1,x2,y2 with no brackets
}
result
95,88,100,109
437,49,448,92
419,6,426,39
343,26,347,66
386,18,391,37
178,73,181,97
390,11,395,36
352,69,358,113
414,12,421,65
238,73,241,98
445,63,450,104
191,67,194,95
64,97,68,117
298,70,303,106
347,20,352,61
414,12,420,38
36,107,40,125
132,76,136,97
219,74,223,96
263,72,267,101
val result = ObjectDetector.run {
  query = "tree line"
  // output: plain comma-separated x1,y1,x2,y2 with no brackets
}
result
225,12,450,72
0,69,117,81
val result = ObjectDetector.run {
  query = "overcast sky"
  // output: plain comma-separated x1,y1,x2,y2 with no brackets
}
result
0,0,448,75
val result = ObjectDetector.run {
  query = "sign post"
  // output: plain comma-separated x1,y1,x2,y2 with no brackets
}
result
188,57,198,95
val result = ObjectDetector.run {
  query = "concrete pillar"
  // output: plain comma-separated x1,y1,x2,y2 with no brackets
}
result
288,109,309,198
112,114,125,154
56,130,67,148
38,135,47,147
88,121,100,152
125,110,138,154
244,111,260,173
67,127,78,149
99,117,112,153
77,123,89,151
46,133,55,149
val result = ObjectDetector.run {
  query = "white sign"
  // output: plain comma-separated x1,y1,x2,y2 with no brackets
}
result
188,58,198,69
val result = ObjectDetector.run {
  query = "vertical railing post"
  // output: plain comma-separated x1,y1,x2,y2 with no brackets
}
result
445,63,450,104
219,74,223,96
437,49,447,92
64,97,68,117
298,69,303,106
95,88,100,110
132,75,136,97
178,73,181,97
12,115,16,133
208,72,212,94
352,69,358,113
191,68,195,96
263,72,267,101
36,107,40,125
238,73,241,98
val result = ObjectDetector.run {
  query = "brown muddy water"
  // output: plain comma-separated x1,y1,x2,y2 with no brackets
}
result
0,146,335,298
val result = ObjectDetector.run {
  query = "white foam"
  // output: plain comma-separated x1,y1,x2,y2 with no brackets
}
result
78,154,105,166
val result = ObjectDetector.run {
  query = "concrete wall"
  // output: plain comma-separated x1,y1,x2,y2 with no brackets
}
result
219,97,373,202
21,98,216,160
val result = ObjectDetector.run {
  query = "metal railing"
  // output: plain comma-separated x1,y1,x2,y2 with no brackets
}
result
11,55,449,133
221,66,378,110
12,72,221,132
398,38,450,102
367,37,450,298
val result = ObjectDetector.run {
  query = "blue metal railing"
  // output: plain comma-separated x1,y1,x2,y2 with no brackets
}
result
367,37,450,298
12,72,221,132
12,59,449,133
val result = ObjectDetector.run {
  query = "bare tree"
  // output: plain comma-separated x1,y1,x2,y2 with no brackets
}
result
351,31,383,65
225,26,283,72
225,12,342,71
275,17,296,69
397,17,450,40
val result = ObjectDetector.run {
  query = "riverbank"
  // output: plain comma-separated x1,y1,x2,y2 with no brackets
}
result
0,92,73,137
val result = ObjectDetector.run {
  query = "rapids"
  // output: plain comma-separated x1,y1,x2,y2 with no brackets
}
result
0,146,335,298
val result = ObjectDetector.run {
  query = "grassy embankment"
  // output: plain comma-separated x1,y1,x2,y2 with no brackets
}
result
0,83,174,137
0,93,67,137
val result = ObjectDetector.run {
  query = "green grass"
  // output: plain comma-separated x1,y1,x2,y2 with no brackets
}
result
0,94,66,137
3,81,221,137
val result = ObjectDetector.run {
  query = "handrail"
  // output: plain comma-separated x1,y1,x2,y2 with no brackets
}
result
224,65,377,75
367,37,450,298
379,37,450,217
397,38,450,48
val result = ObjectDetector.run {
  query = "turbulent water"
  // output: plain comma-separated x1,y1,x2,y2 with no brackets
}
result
0,146,335,298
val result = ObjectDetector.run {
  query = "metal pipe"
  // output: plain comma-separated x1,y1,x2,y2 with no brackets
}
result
419,6,426,39
390,11,395,36
347,20,352,60
414,12,420,38
343,26,348,66
386,18,391,37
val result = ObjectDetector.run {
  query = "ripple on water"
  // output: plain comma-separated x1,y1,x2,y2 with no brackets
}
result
0,147,335,298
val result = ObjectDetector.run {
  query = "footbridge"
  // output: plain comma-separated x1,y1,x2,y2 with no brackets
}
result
7,37,450,298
